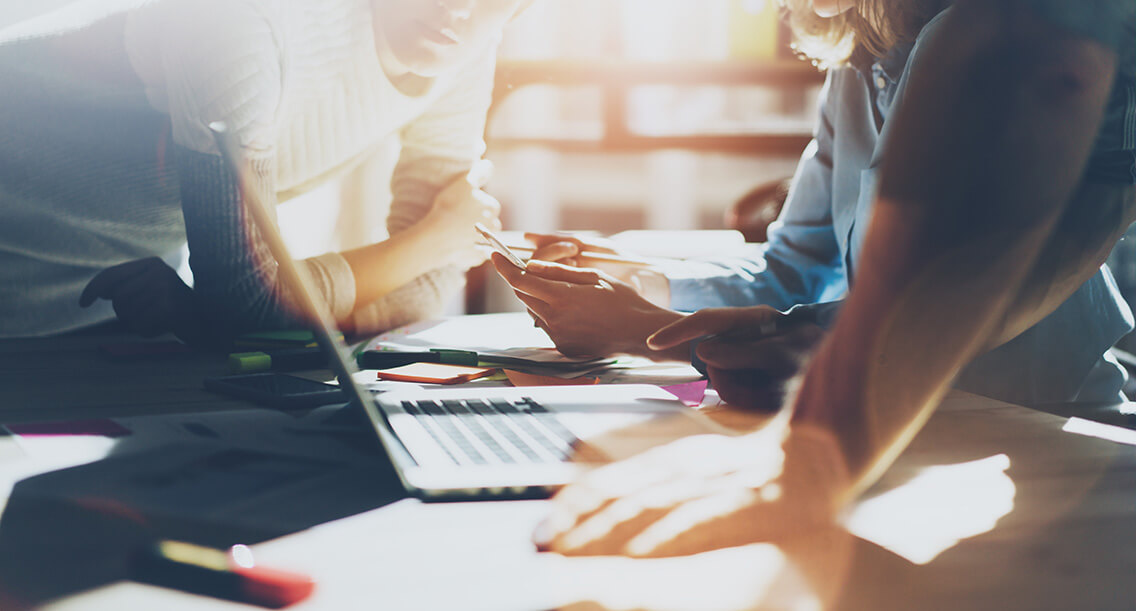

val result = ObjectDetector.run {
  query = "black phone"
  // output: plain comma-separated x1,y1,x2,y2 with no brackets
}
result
203,372,346,410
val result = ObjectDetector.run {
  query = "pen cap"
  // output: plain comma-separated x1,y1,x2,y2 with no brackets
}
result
233,565,316,608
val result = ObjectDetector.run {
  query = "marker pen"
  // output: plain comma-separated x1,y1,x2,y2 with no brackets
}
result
133,540,314,608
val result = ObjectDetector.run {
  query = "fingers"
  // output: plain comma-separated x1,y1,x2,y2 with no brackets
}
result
530,241,580,264
536,468,674,554
469,191,502,231
466,159,494,189
707,367,785,410
79,257,164,307
108,271,174,337
80,258,194,338
524,232,619,255
544,505,673,556
525,259,603,285
524,232,583,249
477,190,502,218
539,462,751,556
625,488,762,558
695,336,799,374
491,254,601,303
647,306,781,350
512,291,551,325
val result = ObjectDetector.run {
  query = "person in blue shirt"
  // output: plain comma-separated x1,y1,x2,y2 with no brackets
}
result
497,0,1136,408
494,0,1136,558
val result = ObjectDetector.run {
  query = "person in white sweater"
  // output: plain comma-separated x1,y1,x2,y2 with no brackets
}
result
0,0,527,342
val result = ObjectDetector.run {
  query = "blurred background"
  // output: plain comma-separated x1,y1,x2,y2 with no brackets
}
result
5,0,1134,334
305,0,827,313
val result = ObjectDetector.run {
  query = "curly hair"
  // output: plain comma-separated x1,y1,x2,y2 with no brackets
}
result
779,0,949,67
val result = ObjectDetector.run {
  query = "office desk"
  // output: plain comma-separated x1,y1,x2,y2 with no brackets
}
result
0,326,1134,610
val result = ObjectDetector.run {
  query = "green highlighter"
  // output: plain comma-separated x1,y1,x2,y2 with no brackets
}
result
228,347,328,373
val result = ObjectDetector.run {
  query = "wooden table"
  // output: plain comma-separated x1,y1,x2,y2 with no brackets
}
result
0,326,1134,610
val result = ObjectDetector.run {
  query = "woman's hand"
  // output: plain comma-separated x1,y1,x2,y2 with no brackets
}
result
524,232,642,285
491,254,683,359
420,163,502,270
648,306,825,410
524,232,618,264
534,425,848,557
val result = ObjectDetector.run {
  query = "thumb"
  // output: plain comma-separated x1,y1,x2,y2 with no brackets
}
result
525,259,603,286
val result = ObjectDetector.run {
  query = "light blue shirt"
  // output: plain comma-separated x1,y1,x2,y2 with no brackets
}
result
663,8,1136,404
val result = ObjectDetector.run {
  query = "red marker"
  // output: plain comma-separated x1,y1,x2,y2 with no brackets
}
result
133,540,314,608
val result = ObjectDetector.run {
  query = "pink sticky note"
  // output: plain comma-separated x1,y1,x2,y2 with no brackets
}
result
504,370,599,387
662,380,709,407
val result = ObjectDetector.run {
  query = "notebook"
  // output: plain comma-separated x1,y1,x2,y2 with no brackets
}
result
212,123,728,499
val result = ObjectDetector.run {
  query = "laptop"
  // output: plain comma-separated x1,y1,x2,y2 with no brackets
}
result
211,124,730,500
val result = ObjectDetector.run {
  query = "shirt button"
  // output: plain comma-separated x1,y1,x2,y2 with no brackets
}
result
876,76,888,89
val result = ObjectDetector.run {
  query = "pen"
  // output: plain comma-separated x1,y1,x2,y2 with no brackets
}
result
356,348,480,369
481,243,659,267
228,347,328,373
133,540,315,608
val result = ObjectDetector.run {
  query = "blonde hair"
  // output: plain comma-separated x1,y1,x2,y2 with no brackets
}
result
779,0,948,68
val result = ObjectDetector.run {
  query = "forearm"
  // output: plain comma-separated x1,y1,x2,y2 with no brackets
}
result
349,264,465,336
792,206,1053,499
340,219,459,309
982,182,1136,350
789,2,1118,501
177,145,302,333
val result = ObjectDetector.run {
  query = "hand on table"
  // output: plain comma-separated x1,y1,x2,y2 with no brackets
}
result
648,306,825,410
79,256,209,344
491,253,683,359
534,425,848,557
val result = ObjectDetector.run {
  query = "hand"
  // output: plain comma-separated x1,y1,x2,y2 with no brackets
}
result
524,232,618,264
648,306,825,410
524,232,640,285
491,254,682,359
534,425,848,557
79,257,203,340
421,162,502,269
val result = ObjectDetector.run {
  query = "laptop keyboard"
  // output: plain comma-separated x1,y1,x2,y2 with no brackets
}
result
401,397,581,465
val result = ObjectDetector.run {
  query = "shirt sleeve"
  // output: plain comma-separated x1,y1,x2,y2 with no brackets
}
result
662,73,847,312
349,41,499,335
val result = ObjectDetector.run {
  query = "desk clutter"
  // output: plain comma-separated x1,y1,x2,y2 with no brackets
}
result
210,313,708,410
14,314,1136,609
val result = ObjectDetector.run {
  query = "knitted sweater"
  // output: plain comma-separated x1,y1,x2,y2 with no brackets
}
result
0,0,495,337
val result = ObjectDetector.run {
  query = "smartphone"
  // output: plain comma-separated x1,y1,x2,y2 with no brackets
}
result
203,373,345,410
474,222,527,269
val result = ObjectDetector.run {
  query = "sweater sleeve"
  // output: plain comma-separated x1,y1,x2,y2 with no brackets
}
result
155,2,356,332
349,41,499,335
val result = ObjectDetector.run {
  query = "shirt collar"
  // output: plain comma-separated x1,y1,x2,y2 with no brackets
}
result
850,41,914,86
